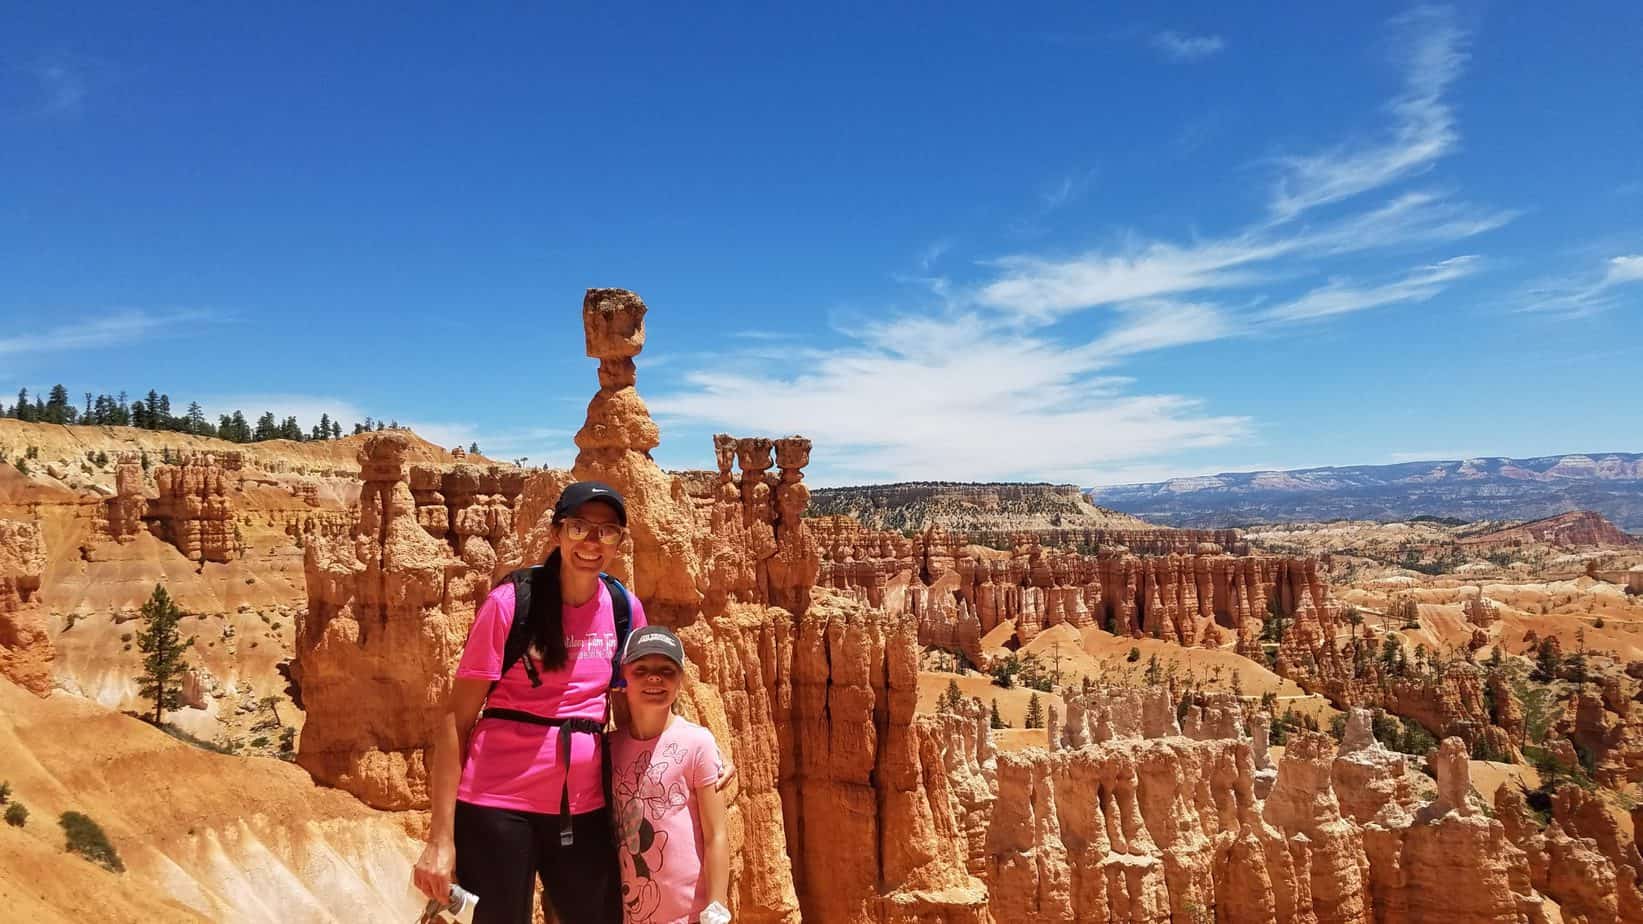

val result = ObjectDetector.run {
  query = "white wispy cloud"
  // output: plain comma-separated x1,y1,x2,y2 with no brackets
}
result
973,191,1507,323
1151,31,1226,62
976,235,1277,321
1085,300,1236,355
650,313,1247,483
1268,6,1466,220
1520,253,1643,316
1259,255,1481,322
0,309,213,356
1041,169,1099,212
915,239,953,272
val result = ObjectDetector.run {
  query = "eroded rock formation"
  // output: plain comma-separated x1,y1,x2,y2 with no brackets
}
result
407,462,525,584
292,433,467,810
148,453,245,562
566,288,703,622
0,518,51,694
102,453,147,540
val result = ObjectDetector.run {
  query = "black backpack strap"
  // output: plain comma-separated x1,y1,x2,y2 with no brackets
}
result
600,573,633,689
493,567,543,698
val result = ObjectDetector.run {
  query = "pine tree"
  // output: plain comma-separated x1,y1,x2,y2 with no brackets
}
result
316,413,332,440
939,678,964,713
989,699,1006,730
13,388,30,422
330,420,342,439
45,385,72,424
136,585,194,725
469,442,480,455
253,412,278,442
84,392,93,420
130,400,147,429
1025,692,1044,729
157,394,171,426
186,402,207,435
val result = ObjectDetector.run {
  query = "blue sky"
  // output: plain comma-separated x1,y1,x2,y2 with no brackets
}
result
3,4,1640,486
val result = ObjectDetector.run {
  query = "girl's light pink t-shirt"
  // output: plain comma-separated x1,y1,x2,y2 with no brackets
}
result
610,718,724,924
455,579,646,815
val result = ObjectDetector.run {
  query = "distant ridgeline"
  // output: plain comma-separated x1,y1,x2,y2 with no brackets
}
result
804,481,1248,554
1088,453,1643,530
808,481,1149,533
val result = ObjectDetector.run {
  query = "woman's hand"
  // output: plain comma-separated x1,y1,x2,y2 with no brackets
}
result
412,837,456,901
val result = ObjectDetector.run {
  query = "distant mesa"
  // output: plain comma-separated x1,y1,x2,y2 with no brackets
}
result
1088,451,1643,530
809,481,1154,533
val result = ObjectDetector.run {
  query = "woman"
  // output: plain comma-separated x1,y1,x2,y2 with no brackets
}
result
413,480,644,923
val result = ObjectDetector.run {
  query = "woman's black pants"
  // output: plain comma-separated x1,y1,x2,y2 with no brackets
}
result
453,800,621,924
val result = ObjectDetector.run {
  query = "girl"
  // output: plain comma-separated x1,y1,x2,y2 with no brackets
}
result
609,625,731,924
413,481,644,924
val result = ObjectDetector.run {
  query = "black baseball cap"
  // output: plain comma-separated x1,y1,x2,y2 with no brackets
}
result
553,481,627,527
620,625,685,668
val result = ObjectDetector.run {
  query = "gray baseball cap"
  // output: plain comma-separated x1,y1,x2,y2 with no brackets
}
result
620,625,685,667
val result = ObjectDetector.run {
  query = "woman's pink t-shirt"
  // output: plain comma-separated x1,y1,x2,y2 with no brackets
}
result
610,718,724,924
455,578,646,815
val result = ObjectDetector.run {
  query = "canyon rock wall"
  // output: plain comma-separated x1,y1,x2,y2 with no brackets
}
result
815,518,1328,655
0,518,51,694
148,453,245,562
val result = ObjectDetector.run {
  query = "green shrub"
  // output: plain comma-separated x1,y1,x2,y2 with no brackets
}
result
5,803,27,827
60,811,124,873
250,736,270,748
0,780,10,803
1126,647,1141,663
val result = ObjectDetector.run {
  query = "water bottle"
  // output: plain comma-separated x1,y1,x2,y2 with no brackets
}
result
446,884,479,923
417,884,480,923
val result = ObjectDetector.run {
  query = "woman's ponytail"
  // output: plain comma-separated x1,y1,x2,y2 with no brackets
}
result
532,549,570,671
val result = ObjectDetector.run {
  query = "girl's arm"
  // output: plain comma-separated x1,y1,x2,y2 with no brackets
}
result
697,776,730,911
413,677,489,900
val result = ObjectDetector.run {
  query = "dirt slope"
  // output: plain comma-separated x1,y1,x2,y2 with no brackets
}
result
0,679,425,922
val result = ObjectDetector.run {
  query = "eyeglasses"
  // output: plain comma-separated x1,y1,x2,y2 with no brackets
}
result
561,517,626,546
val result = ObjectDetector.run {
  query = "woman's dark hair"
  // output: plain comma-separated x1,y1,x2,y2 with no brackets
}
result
530,548,569,671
